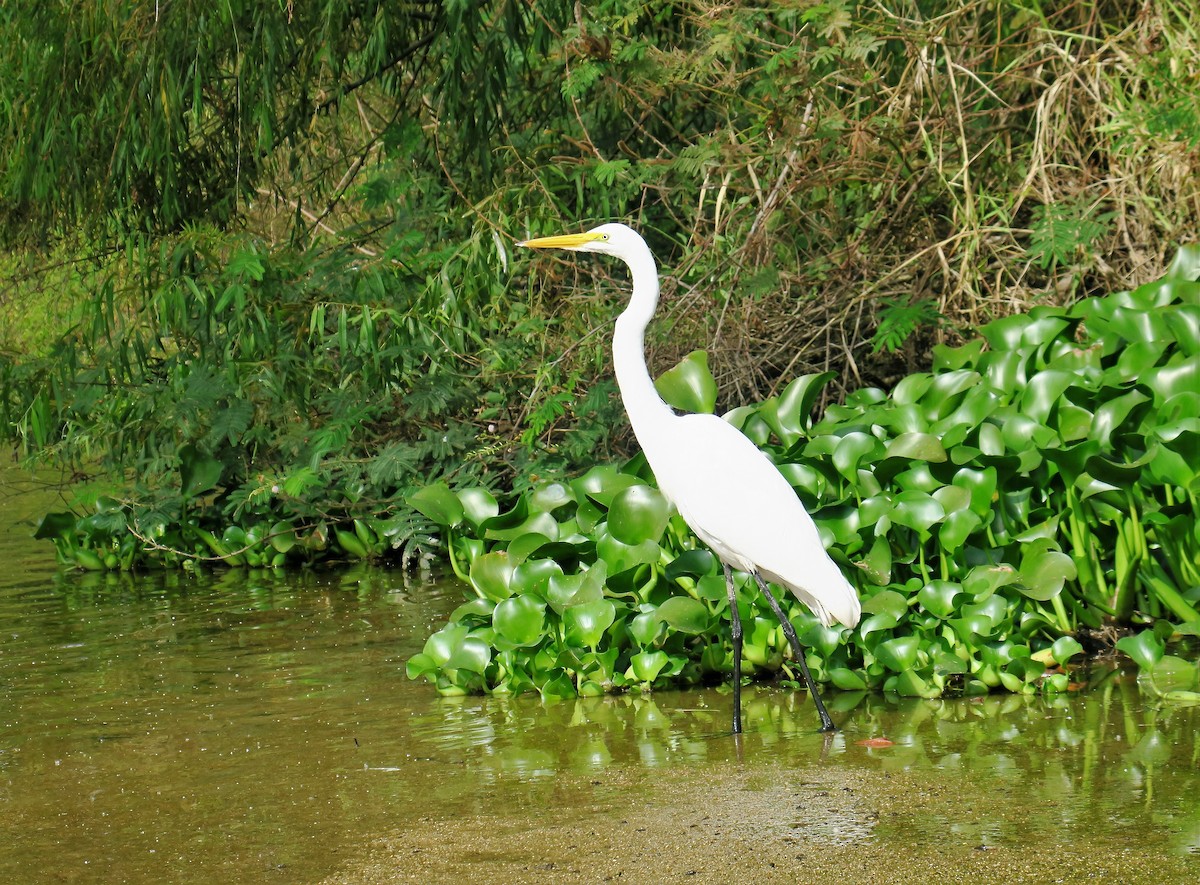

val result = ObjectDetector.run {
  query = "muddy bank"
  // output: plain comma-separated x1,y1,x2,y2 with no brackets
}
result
323,759,1193,885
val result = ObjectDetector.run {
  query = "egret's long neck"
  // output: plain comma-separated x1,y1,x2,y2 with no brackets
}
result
611,244,676,453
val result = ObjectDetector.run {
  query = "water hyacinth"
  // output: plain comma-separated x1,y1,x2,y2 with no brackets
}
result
409,246,1200,700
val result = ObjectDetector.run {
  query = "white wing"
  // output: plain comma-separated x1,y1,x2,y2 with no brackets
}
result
644,413,861,629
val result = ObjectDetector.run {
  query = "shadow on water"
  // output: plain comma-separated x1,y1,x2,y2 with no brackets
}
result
2,467,1198,883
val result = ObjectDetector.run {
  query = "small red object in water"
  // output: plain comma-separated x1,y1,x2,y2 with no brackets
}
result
856,737,894,748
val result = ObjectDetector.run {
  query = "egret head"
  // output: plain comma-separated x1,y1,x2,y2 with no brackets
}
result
517,222,640,257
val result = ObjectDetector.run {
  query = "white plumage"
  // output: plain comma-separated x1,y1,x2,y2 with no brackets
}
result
519,222,861,733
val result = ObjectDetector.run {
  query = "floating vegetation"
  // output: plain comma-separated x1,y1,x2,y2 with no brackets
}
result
408,246,1200,699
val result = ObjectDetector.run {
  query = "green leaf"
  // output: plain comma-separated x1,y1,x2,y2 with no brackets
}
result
530,482,574,513
861,534,892,585
596,531,660,573
493,594,547,647
876,635,921,672
1016,541,1076,601
655,350,717,414
628,650,670,683
938,509,982,552
573,465,641,507
829,668,868,690
1115,630,1165,671
564,599,617,649
608,484,670,544
1050,635,1084,664
655,596,711,634
917,581,961,618
179,443,223,498
546,563,607,613
665,549,717,580
862,589,908,621
889,490,945,534
760,372,837,443
457,488,499,526
34,512,77,540
409,482,465,527
470,551,516,602
884,432,947,462
832,432,882,482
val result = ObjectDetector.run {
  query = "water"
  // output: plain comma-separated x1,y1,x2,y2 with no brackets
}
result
2,465,1198,883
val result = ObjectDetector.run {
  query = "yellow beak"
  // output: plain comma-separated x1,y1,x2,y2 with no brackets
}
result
517,231,603,250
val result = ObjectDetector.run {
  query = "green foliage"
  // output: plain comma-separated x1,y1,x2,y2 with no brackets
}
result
1028,201,1115,271
871,299,944,354
410,248,1200,700
0,2,446,237
2,2,1200,716
5,215,629,570
5,0,1200,478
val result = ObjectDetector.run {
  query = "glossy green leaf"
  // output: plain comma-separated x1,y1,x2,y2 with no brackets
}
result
595,531,660,573
493,594,547,647
628,650,670,683
891,373,933,405
1020,370,1075,423
563,599,616,649
484,510,560,543
762,372,837,442
409,482,465,527
444,635,491,674
932,338,986,371
1090,388,1151,444
1050,635,1084,664
449,598,496,624
861,534,892,586
1143,357,1200,403
573,465,641,507
655,596,711,634
34,512,76,540
917,581,961,618
876,635,920,672
938,509,981,552
862,589,908,621
470,551,516,601
629,609,663,646
506,532,555,562
546,563,606,613
1115,629,1164,670
1015,542,1076,601
655,350,717,414
665,549,717,580
884,432,947,463
891,668,940,698
889,490,945,534
832,432,882,482
608,484,670,544
530,482,574,513
1164,243,1200,281
267,520,296,553
512,558,563,595
457,487,499,526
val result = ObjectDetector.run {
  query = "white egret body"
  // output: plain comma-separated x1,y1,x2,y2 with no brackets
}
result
518,222,861,732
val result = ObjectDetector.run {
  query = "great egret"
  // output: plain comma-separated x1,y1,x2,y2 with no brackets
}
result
518,222,861,733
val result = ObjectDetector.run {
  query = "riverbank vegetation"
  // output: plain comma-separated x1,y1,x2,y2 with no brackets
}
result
2,2,1198,697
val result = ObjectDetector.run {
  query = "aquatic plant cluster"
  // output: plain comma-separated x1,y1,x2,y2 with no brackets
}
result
408,247,1200,700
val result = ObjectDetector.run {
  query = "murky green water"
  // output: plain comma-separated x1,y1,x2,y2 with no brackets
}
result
3,466,1199,883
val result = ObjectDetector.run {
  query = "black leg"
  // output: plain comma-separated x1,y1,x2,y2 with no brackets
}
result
753,572,836,733
723,563,743,735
